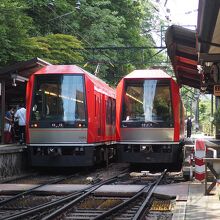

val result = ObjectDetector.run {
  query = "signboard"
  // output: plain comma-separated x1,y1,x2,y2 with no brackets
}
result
214,85,220,96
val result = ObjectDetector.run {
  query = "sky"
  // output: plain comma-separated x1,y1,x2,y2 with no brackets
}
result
156,0,199,28
151,0,199,47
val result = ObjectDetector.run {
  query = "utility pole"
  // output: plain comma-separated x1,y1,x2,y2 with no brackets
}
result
194,89,200,131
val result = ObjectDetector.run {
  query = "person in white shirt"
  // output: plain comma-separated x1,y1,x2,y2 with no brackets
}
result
14,104,26,145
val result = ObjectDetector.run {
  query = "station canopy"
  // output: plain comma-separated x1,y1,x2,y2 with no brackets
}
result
166,0,220,94
0,57,51,83
0,57,51,98
0,57,51,144
165,25,199,89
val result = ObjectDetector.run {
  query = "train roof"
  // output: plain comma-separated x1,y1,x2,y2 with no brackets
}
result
124,69,172,79
34,65,115,98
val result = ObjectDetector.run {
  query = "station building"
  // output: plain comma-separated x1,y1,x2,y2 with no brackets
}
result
0,58,50,144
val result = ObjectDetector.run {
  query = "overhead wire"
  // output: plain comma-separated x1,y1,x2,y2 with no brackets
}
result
30,2,168,72
44,4,117,67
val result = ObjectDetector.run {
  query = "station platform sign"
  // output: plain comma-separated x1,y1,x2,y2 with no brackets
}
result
214,85,220,96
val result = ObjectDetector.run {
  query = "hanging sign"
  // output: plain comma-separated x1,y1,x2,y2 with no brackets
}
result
214,85,220,96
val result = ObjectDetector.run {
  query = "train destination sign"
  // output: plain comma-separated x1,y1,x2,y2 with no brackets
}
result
214,85,220,96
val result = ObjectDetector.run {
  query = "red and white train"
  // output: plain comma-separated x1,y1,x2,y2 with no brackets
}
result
116,69,185,169
26,65,116,167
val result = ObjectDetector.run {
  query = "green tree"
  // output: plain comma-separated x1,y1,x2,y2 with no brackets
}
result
26,0,79,35
199,98,212,134
0,0,167,83
0,0,33,66
28,34,84,64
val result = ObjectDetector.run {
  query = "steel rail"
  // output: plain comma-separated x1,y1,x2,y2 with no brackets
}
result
4,191,82,220
93,185,147,220
3,173,125,220
0,174,77,207
133,169,167,220
93,169,167,220
42,176,119,220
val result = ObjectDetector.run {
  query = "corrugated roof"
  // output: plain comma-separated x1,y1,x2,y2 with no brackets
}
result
165,25,201,89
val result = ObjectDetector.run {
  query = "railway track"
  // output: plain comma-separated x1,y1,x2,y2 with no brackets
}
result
33,169,167,220
0,165,177,220
0,163,128,219
0,174,78,208
2,173,123,220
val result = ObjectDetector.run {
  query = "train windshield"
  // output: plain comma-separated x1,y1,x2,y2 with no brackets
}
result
31,74,86,126
122,80,173,128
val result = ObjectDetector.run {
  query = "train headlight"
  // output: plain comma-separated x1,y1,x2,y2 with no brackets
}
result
31,123,38,128
58,123,63,127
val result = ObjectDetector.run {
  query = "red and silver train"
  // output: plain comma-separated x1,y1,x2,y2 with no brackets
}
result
116,69,185,169
26,65,116,167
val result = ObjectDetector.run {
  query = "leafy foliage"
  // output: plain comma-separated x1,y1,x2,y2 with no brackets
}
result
0,0,33,65
29,34,84,64
213,106,220,126
0,0,167,85
199,98,212,134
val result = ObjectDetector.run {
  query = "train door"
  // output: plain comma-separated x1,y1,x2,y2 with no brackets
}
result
101,94,105,140
95,92,101,142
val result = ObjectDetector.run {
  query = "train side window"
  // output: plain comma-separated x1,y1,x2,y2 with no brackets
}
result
112,99,116,125
95,95,96,116
106,97,112,125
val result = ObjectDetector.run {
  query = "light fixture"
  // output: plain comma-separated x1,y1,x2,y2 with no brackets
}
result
17,75,28,82
11,73,28,86
12,77,17,87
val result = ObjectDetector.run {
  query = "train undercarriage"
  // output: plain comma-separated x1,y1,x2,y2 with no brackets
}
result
28,144,117,167
117,143,184,171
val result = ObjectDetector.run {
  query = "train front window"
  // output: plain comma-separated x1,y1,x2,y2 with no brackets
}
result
122,80,173,128
31,74,86,127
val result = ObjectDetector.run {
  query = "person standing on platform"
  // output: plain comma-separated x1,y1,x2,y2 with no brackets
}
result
4,107,15,144
14,104,26,145
186,116,192,138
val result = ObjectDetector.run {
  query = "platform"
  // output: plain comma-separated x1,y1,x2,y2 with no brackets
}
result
0,143,27,179
0,143,26,153
155,181,220,220
185,182,220,220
